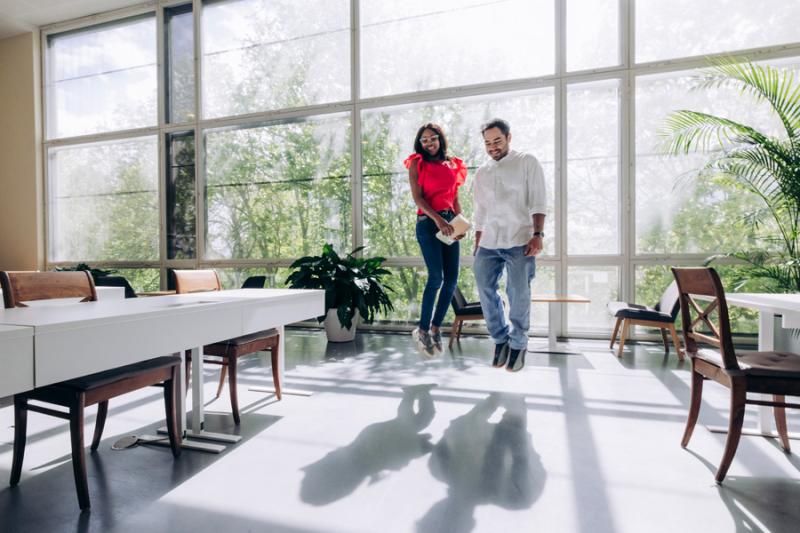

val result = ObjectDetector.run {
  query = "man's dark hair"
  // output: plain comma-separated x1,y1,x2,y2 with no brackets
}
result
413,123,449,162
480,118,511,137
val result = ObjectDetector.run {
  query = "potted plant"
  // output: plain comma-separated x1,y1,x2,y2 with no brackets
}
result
661,57,800,293
285,243,394,342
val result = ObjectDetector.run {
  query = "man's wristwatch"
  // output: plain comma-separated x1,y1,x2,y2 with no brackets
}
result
533,231,545,238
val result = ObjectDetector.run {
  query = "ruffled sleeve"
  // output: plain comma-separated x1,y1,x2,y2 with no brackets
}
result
450,157,467,187
403,153,422,170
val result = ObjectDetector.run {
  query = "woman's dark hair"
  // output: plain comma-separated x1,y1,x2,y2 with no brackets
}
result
413,123,449,162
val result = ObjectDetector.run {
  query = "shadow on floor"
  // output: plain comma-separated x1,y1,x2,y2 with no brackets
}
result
416,393,545,533
300,384,436,505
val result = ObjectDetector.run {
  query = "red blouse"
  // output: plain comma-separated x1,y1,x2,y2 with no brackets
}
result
404,153,467,215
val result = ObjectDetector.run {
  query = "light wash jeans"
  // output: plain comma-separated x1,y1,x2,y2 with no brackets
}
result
472,245,535,350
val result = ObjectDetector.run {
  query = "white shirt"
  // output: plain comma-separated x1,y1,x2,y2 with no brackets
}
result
472,150,547,250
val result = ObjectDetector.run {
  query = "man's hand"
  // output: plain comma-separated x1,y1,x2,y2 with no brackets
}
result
524,235,543,256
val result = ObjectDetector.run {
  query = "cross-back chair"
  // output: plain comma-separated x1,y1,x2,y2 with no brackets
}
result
173,269,281,424
1,270,181,510
671,267,800,483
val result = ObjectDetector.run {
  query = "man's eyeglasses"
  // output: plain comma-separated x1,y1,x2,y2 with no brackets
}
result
420,135,440,145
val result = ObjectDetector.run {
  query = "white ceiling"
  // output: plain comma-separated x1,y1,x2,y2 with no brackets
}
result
0,0,145,39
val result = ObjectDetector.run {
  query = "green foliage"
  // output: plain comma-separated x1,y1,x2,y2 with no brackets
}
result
285,243,394,329
661,58,800,292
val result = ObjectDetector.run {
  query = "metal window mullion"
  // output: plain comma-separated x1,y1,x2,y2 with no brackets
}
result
41,30,52,267
193,0,204,276
351,0,362,254
156,6,168,283
556,77,567,337
620,70,632,311
555,0,566,76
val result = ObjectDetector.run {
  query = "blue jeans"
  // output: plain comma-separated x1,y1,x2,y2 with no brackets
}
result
472,246,535,350
416,212,460,331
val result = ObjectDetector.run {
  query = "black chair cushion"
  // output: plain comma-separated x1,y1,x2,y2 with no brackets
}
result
58,356,180,391
614,306,673,322
697,349,800,378
607,301,647,315
455,303,483,316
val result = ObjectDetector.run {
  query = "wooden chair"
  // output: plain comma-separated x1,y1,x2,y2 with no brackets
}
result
671,267,800,483
1,271,181,510
608,281,684,359
449,287,484,348
173,269,281,424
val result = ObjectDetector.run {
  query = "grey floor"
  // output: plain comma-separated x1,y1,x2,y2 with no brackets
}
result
2,330,800,533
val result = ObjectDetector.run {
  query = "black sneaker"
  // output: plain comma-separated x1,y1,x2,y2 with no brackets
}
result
492,342,509,367
506,348,526,372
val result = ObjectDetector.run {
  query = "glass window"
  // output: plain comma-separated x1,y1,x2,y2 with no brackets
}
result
202,0,350,118
165,4,195,123
567,265,619,331
634,66,794,255
636,0,800,64
361,88,556,258
113,268,161,292
48,136,159,261
166,132,196,259
46,15,157,139
360,0,554,98
216,267,292,289
566,0,619,71
204,114,352,259
567,79,619,255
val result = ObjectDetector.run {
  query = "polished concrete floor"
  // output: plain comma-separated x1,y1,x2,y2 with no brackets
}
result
2,330,800,533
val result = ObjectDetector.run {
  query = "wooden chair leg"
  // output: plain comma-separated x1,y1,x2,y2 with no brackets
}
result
773,394,791,453
215,366,227,399
659,328,670,354
669,324,685,360
10,395,28,486
164,366,182,458
449,318,460,349
681,365,704,447
716,379,747,484
271,345,282,401
458,320,465,341
90,401,108,451
610,317,621,349
617,320,629,358
69,394,91,510
228,360,240,425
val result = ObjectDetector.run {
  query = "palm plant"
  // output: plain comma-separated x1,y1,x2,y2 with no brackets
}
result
661,57,800,292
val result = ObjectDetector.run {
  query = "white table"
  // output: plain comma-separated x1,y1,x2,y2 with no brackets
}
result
0,325,34,400
0,288,324,452
528,294,591,353
708,292,800,440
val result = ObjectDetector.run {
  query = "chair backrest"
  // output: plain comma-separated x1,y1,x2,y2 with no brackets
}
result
451,287,469,313
173,269,221,294
94,275,137,298
671,267,738,370
0,271,97,308
654,280,681,320
241,275,266,289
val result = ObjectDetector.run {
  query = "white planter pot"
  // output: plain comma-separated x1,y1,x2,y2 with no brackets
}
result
324,308,360,343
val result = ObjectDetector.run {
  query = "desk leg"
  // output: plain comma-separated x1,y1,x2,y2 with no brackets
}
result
548,302,558,351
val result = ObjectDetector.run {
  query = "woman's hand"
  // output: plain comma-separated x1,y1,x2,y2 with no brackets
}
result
435,217,455,236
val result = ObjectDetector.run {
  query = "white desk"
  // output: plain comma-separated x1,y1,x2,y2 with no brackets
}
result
709,292,800,439
0,288,324,452
0,325,34,399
